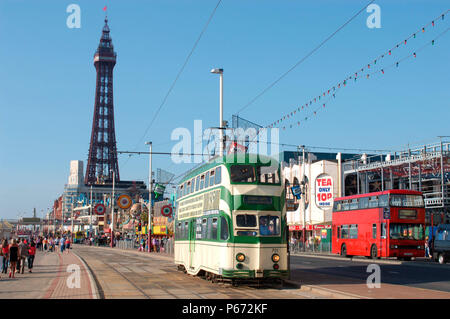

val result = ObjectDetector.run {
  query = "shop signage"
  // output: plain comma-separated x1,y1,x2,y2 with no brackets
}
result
289,224,331,231
315,174,334,209
161,205,173,217
94,204,106,215
153,225,167,235
117,195,132,209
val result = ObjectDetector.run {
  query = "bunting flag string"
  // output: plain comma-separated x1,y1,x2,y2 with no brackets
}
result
264,10,449,131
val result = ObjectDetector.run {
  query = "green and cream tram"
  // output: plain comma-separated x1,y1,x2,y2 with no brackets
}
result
174,154,288,282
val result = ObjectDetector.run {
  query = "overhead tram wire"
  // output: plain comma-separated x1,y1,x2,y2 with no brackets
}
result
235,0,375,116
122,0,223,168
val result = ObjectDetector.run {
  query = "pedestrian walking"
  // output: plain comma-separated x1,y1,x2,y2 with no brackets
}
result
59,237,65,253
17,238,29,274
43,237,48,251
9,239,19,278
1,239,9,278
65,237,71,253
28,241,36,273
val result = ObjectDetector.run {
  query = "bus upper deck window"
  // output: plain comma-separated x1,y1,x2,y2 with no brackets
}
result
369,196,379,208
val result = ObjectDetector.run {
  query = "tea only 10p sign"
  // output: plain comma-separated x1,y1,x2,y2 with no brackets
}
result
315,174,334,209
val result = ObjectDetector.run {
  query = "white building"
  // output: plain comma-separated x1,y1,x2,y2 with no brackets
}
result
282,152,346,247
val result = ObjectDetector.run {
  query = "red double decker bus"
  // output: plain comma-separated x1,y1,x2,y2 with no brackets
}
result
332,190,425,260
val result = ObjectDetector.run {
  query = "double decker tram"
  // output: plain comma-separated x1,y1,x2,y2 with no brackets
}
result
174,154,288,284
332,190,425,260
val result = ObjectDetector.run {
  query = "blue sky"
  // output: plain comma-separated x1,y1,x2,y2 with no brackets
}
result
0,0,449,219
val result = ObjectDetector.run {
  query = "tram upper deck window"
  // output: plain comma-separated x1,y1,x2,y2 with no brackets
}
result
195,176,200,192
186,181,191,195
200,175,205,190
215,167,221,185
190,178,195,193
390,194,424,208
205,171,210,188
209,170,215,187
257,165,280,184
230,165,256,183
236,214,257,227
259,216,280,236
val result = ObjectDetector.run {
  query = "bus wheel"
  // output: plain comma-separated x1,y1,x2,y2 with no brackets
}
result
438,253,446,264
341,244,347,257
370,245,377,259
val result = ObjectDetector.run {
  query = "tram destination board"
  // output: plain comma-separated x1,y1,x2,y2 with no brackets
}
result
243,195,273,205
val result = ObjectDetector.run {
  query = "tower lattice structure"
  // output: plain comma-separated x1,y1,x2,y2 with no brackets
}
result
85,17,120,185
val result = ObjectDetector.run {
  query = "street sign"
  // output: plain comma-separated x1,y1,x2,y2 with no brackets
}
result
117,194,132,209
291,185,301,199
161,205,172,217
94,204,106,215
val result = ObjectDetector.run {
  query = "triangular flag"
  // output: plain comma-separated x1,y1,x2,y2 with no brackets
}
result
103,6,107,11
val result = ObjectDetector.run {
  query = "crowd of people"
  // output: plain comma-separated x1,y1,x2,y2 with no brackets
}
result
1,238,36,279
0,235,72,279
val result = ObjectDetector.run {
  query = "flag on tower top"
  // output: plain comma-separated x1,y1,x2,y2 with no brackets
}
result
103,6,107,11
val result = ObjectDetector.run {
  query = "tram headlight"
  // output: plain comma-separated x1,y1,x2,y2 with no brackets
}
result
236,253,246,262
271,254,280,263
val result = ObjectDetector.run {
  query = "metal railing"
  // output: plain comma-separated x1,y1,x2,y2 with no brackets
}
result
289,242,332,254
114,239,174,256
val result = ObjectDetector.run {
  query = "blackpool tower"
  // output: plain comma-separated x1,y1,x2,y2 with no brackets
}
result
85,17,120,185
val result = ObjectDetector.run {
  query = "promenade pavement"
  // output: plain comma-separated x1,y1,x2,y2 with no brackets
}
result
0,248,97,299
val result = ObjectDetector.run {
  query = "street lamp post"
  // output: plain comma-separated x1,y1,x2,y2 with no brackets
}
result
90,185,93,238
146,141,153,253
111,170,115,248
211,68,224,156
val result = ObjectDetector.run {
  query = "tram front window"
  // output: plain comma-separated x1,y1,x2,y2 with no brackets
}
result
230,165,256,183
236,214,257,227
259,215,280,236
